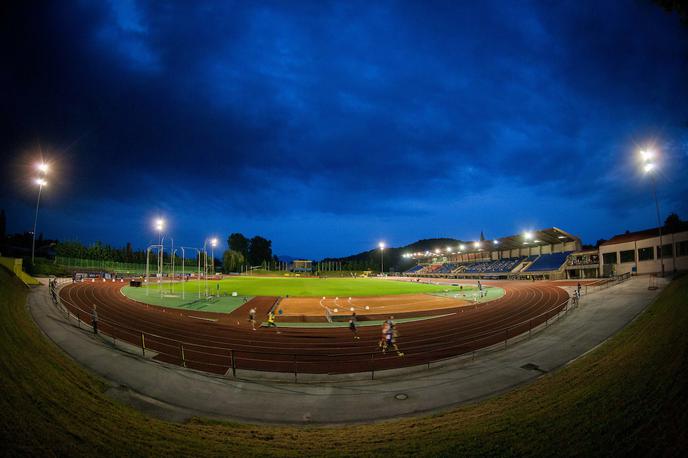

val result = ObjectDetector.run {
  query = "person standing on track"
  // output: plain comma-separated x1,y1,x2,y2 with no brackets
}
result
91,304,98,335
248,307,257,330
349,312,360,340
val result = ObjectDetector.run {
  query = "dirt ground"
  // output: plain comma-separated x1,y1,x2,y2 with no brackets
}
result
278,293,471,321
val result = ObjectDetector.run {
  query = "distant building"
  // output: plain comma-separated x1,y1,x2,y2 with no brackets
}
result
598,223,688,276
292,259,312,272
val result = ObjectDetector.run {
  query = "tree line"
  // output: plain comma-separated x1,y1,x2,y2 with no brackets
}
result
222,233,275,273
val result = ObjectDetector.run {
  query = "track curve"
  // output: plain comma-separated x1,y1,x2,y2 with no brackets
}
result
59,280,569,375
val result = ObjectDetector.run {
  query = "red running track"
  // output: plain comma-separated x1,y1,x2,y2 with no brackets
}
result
59,281,569,375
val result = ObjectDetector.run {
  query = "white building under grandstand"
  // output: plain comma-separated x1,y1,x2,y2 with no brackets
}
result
598,223,688,276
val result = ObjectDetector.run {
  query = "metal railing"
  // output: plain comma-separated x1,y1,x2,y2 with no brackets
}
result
49,274,631,382
581,272,631,296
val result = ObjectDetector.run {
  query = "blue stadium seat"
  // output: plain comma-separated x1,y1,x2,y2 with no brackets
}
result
525,252,572,271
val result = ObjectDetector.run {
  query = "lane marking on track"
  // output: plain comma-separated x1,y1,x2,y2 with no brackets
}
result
188,316,218,322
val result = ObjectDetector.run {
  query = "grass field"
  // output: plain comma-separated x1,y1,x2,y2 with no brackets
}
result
2,267,686,455
121,286,251,313
139,276,473,298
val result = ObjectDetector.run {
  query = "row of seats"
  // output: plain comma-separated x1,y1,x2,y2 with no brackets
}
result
435,263,458,274
405,265,425,274
463,257,524,273
525,252,572,272
406,252,572,275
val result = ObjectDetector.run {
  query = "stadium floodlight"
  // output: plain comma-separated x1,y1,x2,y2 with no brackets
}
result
153,218,166,278
378,242,385,274
493,240,499,245
459,244,466,251
639,147,664,276
640,149,654,161
37,162,49,173
434,248,440,254
534,239,541,243
524,231,533,240
473,242,481,249
446,246,452,252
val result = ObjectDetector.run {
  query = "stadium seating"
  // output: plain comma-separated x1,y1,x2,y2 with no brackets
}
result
463,257,524,274
425,263,444,274
434,263,457,274
525,252,572,272
405,265,425,274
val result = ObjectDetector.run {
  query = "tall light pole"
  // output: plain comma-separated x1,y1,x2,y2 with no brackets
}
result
640,149,664,277
154,218,165,280
379,242,385,274
31,163,49,264
202,237,216,296
210,238,217,274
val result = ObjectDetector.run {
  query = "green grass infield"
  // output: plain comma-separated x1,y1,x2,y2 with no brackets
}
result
137,276,476,298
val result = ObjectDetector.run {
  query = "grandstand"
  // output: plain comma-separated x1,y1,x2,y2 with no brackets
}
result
404,227,579,280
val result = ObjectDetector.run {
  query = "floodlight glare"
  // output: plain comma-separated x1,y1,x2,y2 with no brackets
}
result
446,246,452,252
155,218,165,231
211,238,218,247
493,240,499,245
35,178,47,186
379,242,385,249
435,249,440,254
643,162,655,173
473,242,481,249
459,244,466,251
37,163,49,173
524,231,533,240
640,149,654,161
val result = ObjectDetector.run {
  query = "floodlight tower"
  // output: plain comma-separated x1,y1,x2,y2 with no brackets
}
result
154,218,165,279
379,242,385,274
210,238,218,274
31,163,49,264
640,149,664,277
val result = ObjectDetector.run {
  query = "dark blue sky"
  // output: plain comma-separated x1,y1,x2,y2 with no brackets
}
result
2,1,687,259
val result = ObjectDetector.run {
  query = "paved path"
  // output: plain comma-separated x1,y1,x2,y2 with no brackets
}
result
28,276,665,425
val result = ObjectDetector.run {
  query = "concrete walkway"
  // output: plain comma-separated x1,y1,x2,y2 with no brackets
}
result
28,276,666,425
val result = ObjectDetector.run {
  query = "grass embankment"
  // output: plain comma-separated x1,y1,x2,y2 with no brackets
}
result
140,276,470,298
2,268,687,456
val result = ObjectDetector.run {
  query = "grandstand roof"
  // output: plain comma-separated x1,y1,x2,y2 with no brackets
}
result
407,227,580,259
493,227,579,251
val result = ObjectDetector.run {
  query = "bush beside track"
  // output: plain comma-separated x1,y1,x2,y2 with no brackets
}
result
1,267,687,455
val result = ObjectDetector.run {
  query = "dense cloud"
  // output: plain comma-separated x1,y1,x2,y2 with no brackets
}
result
1,0,687,258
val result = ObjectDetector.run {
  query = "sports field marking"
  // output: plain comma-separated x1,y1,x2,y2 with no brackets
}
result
262,312,456,328
189,316,218,322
